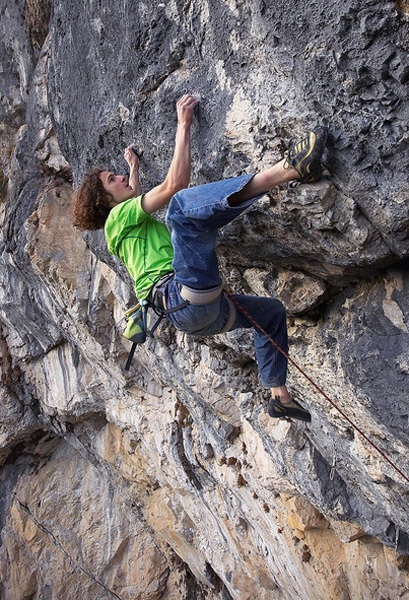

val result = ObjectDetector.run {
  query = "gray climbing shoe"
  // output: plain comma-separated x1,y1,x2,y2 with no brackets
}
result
268,396,311,422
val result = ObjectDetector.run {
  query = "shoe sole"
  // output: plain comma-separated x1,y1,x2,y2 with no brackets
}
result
298,132,317,179
268,402,312,423
292,127,328,182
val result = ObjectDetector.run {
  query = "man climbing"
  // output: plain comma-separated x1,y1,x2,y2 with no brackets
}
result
73,94,328,422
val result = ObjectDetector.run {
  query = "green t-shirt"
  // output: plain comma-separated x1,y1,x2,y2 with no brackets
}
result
104,196,174,300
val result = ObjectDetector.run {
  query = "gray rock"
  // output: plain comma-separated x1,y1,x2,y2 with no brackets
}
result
1,0,409,598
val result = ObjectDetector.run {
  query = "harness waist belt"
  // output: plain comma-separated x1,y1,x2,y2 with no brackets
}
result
149,272,175,307
152,271,175,291
179,283,223,305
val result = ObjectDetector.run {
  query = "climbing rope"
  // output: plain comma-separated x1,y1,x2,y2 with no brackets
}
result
225,290,409,485
12,491,124,600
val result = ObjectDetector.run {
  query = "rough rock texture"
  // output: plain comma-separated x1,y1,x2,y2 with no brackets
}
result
1,0,409,599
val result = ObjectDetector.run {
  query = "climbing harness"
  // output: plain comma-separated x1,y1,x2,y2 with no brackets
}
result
122,274,237,370
179,282,223,304
122,273,181,371
224,290,409,486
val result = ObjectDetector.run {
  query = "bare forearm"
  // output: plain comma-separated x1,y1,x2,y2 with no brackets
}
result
142,94,198,214
165,122,191,191
124,145,142,196
129,165,142,196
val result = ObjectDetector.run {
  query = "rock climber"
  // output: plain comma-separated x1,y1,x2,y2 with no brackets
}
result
73,94,328,422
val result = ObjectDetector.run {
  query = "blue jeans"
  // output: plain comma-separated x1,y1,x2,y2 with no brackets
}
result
164,175,288,388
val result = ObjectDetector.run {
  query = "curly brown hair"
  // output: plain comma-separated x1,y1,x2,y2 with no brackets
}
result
72,168,113,230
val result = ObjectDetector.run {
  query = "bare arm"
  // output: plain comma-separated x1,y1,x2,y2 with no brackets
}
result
141,94,199,215
124,146,142,196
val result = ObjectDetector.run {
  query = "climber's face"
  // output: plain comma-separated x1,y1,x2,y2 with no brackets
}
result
99,171,135,206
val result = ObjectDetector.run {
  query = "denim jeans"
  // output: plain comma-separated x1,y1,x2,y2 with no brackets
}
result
164,175,288,388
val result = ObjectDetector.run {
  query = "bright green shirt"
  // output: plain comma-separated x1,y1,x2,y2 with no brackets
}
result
104,196,174,300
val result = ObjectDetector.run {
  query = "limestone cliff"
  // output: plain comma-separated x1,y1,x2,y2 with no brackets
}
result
1,1,409,599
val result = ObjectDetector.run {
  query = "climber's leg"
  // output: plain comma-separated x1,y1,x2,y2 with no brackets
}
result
165,174,260,290
228,126,328,206
228,294,311,423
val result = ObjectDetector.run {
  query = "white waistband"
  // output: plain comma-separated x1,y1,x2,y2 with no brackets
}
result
179,283,223,305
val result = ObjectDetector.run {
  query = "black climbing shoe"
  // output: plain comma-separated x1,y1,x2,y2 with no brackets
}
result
283,126,328,183
268,396,311,422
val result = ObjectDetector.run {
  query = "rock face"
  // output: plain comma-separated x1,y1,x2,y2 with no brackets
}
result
1,0,409,599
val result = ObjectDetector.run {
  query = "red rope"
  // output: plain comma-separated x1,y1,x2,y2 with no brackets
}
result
225,290,409,485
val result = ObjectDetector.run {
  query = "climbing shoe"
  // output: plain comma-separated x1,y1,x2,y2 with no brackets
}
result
268,396,311,422
283,126,328,183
